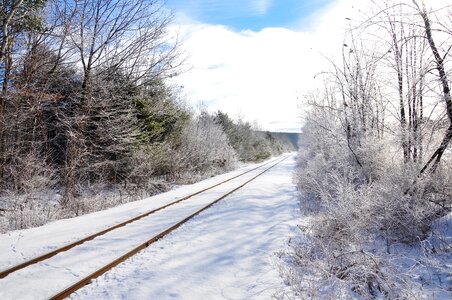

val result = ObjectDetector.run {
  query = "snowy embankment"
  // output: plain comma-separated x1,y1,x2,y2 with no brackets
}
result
0,153,299,299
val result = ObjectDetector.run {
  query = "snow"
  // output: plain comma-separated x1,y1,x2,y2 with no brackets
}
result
0,153,299,299
388,212,452,299
0,158,273,269
278,199,452,299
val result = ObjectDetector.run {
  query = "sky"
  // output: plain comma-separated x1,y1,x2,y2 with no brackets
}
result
165,0,355,132
166,0,333,32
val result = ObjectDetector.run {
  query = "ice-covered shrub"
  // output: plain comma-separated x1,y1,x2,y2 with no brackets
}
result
277,235,421,300
0,153,60,232
289,113,451,298
366,171,450,245
177,112,237,176
0,190,62,232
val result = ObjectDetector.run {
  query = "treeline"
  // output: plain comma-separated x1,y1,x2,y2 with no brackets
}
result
282,1,452,299
0,0,292,231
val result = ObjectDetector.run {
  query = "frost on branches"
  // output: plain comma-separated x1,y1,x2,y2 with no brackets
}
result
281,1,452,299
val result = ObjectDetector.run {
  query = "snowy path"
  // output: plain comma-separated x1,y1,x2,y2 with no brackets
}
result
0,154,299,299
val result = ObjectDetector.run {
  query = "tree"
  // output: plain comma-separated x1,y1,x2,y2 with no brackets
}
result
413,0,452,174
0,0,46,187
0,0,46,90
51,0,180,91
36,0,184,203
135,80,189,144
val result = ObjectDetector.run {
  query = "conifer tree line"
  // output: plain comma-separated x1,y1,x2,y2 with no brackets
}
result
282,1,452,298
0,0,292,231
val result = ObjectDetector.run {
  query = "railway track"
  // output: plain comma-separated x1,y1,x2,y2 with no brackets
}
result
0,155,288,299
0,157,276,280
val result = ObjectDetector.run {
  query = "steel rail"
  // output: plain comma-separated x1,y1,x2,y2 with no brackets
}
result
49,155,288,300
0,157,278,279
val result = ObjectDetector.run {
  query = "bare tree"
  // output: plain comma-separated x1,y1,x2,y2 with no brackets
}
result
412,0,452,174
52,0,181,90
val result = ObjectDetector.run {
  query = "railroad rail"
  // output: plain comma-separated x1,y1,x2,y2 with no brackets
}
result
0,155,288,299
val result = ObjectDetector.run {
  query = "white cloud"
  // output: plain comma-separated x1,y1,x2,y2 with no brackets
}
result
169,0,277,20
169,0,360,132
251,0,273,15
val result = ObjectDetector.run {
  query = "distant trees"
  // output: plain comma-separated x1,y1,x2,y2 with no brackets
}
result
214,111,291,162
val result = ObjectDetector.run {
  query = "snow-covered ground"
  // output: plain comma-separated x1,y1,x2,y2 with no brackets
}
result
0,153,299,299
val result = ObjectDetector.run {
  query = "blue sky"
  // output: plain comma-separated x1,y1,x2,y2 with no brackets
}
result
166,0,333,31
166,0,346,132
165,0,452,132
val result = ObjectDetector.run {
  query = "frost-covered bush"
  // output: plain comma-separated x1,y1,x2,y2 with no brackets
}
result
177,112,237,176
366,170,450,244
288,112,452,298
277,236,420,300
0,153,60,232
0,190,62,232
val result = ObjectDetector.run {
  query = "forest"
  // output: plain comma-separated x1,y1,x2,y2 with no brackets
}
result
0,0,292,232
282,0,452,298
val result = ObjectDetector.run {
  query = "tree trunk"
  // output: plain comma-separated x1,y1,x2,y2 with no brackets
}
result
416,1,452,174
